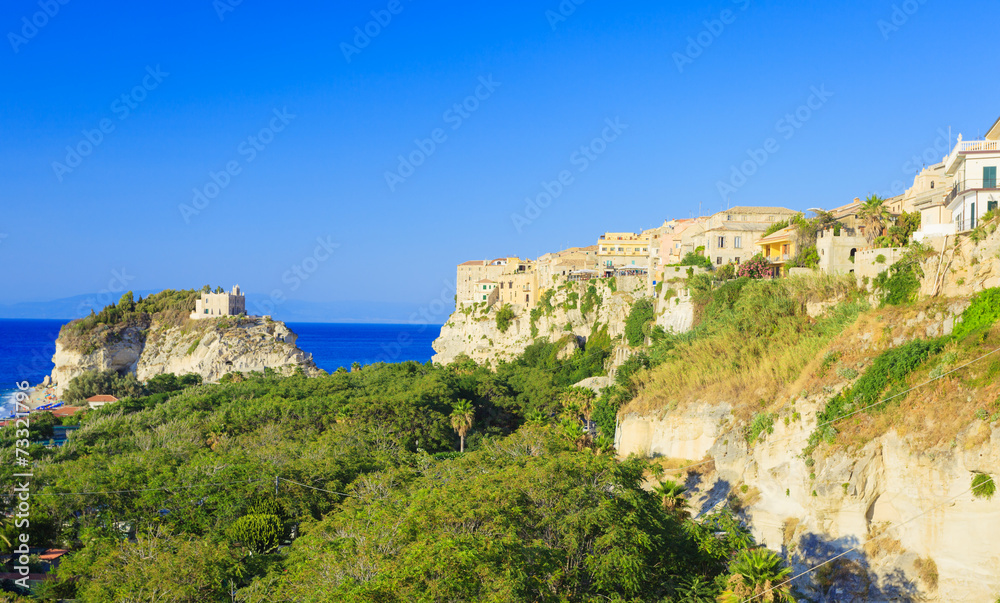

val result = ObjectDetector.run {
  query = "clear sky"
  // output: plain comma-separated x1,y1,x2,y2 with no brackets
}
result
1,0,996,320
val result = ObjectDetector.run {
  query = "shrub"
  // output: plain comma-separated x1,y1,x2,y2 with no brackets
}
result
229,514,282,554
873,257,921,307
875,254,886,264
716,263,736,281
736,254,770,279
746,412,775,446
579,284,601,315
495,305,516,333
953,287,1000,340
680,252,712,269
972,473,996,500
65,370,146,402
624,298,655,346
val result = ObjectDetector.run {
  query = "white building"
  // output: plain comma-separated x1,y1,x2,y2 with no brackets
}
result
943,117,1000,233
190,285,246,319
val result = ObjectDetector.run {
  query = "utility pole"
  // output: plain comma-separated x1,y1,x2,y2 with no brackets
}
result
275,475,280,496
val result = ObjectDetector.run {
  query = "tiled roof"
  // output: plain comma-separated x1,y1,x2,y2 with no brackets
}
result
85,395,118,402
757,225,797,243
716,206,799,215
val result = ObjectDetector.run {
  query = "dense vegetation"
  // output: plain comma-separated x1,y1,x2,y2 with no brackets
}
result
0,347,789,601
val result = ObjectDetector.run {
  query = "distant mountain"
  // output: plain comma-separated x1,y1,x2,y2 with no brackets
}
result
0,292,449,325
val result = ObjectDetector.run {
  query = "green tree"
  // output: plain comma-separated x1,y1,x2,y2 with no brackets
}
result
651,479,689,519
230,514,283,554
859,194,892,246
625,298,655,346
450,399,475,452
718,548,796,603
495,304,516,333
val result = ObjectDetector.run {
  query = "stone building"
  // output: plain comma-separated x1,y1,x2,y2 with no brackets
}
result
703,206,800,267
190,285,246,320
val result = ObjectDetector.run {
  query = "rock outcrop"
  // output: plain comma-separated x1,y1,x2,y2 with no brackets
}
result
432,276,695,367
49,317,317,394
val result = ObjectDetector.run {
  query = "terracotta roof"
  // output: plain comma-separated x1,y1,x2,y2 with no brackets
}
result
715,206,799,215
458,260,486,267
476,279,496,284
51,407,86,417
85,395,118,403
757,225,797,243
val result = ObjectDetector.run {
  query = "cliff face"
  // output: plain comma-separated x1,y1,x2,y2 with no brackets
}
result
617,299,999,601
50,317,317,394
432,276,695,367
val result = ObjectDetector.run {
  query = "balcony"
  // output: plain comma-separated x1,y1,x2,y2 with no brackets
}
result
945,179,999,207
945,139,1000,174
765,254,790,264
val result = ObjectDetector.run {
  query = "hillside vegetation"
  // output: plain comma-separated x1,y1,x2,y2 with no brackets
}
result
58,290,202,353
1,352,788,601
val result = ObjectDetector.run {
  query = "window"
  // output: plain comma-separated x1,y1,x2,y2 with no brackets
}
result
718,236,725,248
984,166,997,189
930,181,935,189
716,256,722,265
726,214,731,221
735,257,740,264
734,236,742,249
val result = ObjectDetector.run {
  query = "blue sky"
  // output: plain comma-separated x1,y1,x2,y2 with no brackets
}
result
0,0,996,320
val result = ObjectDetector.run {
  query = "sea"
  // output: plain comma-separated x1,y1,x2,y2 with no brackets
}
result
0,318,440,415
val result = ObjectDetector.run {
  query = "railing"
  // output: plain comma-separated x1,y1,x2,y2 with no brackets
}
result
765,254,790,263
946,140,1000,172
945,179,999,205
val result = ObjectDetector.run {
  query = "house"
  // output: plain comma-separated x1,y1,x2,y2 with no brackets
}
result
475,279,498,304
85,394,118,409
190,285,245,320
756,225,798,276
943,117,1000,233
596,232,651,269
703,206,800,267
815,200,869,275
455,257,539,310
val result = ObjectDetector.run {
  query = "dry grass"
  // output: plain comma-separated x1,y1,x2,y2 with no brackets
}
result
913,556,939,591
863,522,904,559
781,517,800,547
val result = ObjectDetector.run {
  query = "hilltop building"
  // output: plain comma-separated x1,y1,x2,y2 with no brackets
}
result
944,118,1000,233
190,285,246,320
596,232,651,269
703,206,799,267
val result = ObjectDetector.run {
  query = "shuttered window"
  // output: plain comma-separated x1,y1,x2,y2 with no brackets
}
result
984,166,997,189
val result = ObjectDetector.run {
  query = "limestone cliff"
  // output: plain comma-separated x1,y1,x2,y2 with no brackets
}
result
616,298,1000,601
432,276,695,368
49,317,318,394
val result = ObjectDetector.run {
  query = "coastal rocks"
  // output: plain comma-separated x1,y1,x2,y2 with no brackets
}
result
48,318,318,394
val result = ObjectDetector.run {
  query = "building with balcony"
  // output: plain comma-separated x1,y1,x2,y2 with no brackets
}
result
943,117,1000,233
756,225,798,276
703,206,799,267
596,232,651,269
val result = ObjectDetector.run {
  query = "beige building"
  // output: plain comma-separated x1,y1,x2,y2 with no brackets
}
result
596,232,652,269
456,257,538,309
703,206,799,267
190,285,245,319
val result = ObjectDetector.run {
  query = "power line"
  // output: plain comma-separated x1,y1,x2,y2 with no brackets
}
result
277,477,355,498
741,475,995,602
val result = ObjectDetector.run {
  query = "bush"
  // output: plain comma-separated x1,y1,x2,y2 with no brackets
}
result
736,254,770,279
624,298,655,346
875,254,886,264
953,288,1000,340
680,252,712,269
495,305,516,333
65,370,146,402
746,412,775,446
229,514,283,554
716,263,736,281
972,473,996,500
873,257,922,307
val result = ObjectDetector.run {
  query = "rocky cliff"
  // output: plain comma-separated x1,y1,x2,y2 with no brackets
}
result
49,317,318,394
432,275,695,368
616,294,1000,601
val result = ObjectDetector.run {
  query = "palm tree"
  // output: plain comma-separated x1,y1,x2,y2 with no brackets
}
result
718,548,796,603
652,479,690,519
858,194,892,246
450,399,474,453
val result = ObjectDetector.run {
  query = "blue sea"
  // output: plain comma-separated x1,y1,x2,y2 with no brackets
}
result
0,319,440,413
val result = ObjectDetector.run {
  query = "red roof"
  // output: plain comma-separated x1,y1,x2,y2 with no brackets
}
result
51,407,86,417
85,395,118,402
